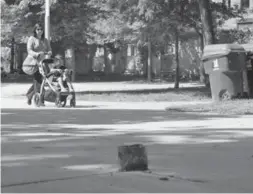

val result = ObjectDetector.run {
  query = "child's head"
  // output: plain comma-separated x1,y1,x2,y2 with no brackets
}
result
53,54,64,68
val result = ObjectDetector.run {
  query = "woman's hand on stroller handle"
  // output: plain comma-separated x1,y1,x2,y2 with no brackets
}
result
44,51,52,55
38,51,52,59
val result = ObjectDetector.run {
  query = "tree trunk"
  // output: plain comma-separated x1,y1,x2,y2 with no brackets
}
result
222,0,231,10
10,37,15,73
88,44,97,73
159,46,165,79
174,28,180,89
200,33,204,52
199,29,206,83
198,0,215,88
147,40,152,82
228,0,231,8
198,0,216,45
222,0,226,7
104,44,109,74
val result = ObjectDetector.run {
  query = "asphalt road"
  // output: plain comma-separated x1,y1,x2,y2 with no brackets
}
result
1,107,253,193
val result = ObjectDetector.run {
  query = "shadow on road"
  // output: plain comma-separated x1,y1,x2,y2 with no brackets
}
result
1,108,238,126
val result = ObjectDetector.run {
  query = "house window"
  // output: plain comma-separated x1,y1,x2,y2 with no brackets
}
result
131,46,135,56
127,44,134,56
241,0,249,8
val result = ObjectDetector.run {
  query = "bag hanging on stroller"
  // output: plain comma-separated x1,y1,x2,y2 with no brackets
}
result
22,55,39,75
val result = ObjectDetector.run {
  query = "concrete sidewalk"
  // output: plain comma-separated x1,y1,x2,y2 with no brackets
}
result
1,97,211,110
1,81,204,98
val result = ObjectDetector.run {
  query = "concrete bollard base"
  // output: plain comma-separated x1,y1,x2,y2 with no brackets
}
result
118,144,148,172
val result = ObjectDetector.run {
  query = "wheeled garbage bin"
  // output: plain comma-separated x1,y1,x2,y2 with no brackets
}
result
202,44,247,101
241,44,253,98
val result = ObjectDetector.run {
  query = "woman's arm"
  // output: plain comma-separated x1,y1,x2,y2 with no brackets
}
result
27,36,40,58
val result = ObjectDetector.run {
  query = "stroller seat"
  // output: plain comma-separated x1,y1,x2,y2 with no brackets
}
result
40,59,62,80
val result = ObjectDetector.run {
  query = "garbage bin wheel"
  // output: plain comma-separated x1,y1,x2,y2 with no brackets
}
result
220,90,232,101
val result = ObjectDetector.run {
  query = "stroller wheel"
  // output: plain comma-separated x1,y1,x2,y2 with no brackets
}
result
34,93,41,107
55,94,67,108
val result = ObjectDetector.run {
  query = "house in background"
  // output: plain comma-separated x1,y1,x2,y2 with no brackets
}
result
212,0,253,9
6,0,253,81
237,17,253,30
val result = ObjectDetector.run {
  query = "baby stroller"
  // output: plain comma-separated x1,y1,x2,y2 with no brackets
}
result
33,56,76,108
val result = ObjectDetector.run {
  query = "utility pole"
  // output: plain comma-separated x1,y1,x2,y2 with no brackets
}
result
250,0,253,9
174,28,179,89
45,0,50,41
147,38,152,82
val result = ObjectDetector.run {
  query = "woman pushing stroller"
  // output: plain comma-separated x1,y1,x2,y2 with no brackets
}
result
22,23,51,106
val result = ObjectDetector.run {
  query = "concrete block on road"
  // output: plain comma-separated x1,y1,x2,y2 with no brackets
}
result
118,144,148,172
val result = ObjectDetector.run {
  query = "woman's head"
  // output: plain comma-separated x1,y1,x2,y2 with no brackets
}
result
33,23,44,39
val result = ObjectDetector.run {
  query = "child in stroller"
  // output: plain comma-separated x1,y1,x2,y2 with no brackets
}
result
47,54,74,93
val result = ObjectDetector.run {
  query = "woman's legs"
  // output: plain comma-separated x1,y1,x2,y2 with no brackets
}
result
33,71,43,93
34,71,45,105
26,71,44,105
26,84,34,105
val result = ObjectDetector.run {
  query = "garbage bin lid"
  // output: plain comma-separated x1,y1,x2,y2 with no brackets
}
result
202,44,245,61
241,44,253,53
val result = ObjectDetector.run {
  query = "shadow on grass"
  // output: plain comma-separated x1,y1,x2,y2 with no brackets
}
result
75,86,211,97
166,99,253,115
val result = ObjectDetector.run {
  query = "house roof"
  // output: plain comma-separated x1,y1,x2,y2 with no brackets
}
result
202,44,246,60
238,18,253,25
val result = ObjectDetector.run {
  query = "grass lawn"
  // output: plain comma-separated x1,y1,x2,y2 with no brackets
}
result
76,86,253,115
166,99,253,115
76,86,211,102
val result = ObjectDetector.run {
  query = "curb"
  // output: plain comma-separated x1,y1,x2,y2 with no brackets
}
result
2,88,170,98
75,88,171,95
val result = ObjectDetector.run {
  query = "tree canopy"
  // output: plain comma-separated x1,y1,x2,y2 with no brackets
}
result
1,0,104,46
1,0,249,47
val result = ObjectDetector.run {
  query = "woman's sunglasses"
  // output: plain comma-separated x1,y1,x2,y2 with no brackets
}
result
36,28,43,31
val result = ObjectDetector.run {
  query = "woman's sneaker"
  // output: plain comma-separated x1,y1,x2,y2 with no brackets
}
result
27,98,32,105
